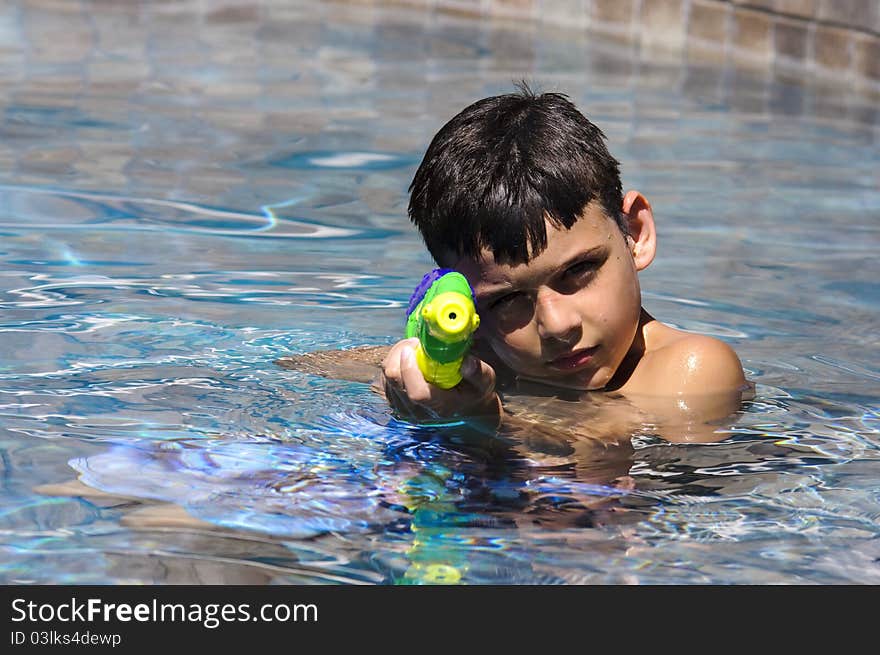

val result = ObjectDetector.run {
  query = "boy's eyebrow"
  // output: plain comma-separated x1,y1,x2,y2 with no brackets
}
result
557,244,607,268
475,245,609,301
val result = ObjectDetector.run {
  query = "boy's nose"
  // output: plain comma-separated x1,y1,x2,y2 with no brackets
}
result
534,289,580,344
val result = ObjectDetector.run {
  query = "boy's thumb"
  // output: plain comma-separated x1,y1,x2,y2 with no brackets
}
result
462,356,493,389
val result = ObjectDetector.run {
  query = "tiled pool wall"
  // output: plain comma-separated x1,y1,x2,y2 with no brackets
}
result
375,0,880,94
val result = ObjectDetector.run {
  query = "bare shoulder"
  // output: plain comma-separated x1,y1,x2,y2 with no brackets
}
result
620,323,751,442
647,329,747,395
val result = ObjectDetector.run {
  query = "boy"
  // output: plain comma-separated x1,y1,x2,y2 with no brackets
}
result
379,85,750,442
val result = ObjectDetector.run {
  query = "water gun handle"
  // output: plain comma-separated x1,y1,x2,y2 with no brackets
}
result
404,269,480,390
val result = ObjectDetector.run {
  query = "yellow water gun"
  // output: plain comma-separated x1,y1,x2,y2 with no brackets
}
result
404,269,480,389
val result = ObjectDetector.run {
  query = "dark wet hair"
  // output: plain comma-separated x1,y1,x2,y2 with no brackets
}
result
408,83,624,265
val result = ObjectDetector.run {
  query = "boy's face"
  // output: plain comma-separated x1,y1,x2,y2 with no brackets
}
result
452,201,644,392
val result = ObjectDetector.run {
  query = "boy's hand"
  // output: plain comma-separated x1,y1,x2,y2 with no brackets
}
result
379,338,500,424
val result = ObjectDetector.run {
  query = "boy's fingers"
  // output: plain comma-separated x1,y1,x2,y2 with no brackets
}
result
399,346,432,403
380,338,419,383
383,364,424,418
379,357,399,383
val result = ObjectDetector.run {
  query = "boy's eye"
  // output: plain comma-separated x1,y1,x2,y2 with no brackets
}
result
487,292,533,322
485,291,533,332
563,259,600,280
489,292,521,311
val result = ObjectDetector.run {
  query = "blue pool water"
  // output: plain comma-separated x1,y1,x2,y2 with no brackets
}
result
0,0,878,584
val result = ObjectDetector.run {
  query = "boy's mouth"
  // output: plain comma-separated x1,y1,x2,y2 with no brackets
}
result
547,345,599,371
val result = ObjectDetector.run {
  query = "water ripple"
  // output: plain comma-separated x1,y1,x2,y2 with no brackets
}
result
0,185,385,239
267,150,417,170
0,272,404,310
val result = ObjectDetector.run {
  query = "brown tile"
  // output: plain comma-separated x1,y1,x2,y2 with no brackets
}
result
774,0,818,20
686,38,728,66
731,7,774,61
774,16,810,63
817,0,878,29
688,0,731,44
591,0,637,25
589,0,640,41
639,0,686,48
733,0,774,8
437,0,487,18
812,23,853,73
205,4,260,24
489,0,535,18
852,32,880,83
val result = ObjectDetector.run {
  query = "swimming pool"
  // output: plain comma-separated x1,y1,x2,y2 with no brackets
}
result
1,0,878,584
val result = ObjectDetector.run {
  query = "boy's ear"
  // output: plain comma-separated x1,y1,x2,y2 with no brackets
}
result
622,190,656,271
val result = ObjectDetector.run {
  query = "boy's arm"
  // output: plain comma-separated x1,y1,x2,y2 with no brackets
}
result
275,345,391,384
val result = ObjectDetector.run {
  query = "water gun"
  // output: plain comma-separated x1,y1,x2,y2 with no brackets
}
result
405,268,480,390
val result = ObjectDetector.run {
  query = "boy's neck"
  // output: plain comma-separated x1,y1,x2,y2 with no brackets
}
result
603,308,653,392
